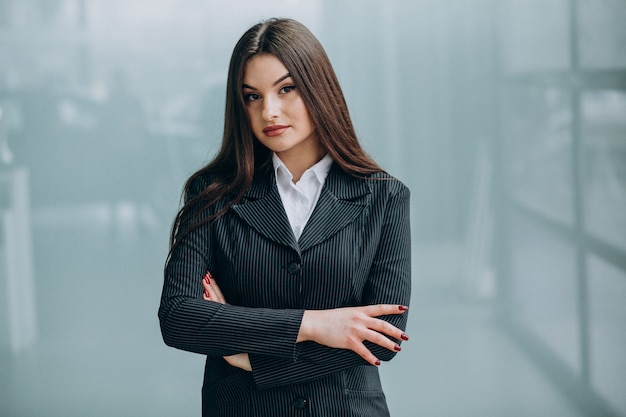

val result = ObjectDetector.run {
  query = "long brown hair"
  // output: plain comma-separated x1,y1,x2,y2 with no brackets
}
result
169,18,382,250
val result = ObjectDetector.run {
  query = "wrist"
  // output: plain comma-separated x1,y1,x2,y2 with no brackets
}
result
297,310,315,343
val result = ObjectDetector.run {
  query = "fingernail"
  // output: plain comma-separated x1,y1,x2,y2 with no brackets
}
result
204,290,210,298
394,344,402,352
204,275,210,284
375,360,381,366
401,333,409,341
398,305,409,311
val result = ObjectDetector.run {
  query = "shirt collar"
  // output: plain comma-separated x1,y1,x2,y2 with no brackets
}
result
272,152,333,185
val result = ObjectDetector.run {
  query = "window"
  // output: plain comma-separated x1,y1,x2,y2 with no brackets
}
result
495,1,626,416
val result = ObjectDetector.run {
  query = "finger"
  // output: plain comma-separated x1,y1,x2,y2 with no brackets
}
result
211,279,226,304
365,317,409,342
363,304,409,317
362,328,403,353
203,271,228,303
206,280,225,304
351,342,381,367
206,282,220,302
202,275,212,300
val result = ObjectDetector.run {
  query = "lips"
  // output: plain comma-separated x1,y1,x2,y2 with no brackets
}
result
262,125,289,137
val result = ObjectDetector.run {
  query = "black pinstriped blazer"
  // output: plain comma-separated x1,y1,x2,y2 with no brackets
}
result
159,162,411,417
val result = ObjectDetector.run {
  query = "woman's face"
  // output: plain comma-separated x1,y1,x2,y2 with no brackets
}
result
242,53,320,161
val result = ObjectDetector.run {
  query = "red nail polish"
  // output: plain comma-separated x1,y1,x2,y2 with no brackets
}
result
401,333,409,341
398,305,409,311
204,290,209,298
375,360,381,366
394,344,402,352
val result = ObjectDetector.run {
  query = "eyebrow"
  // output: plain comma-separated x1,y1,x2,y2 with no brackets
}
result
242,73,292,90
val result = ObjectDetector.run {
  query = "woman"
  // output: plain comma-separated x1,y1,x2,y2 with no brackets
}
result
159,18,411,417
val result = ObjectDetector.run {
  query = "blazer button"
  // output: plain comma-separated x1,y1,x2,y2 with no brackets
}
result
293,397,308,410
287,261,301,274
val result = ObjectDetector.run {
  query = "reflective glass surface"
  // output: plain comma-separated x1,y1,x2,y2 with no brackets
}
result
578,0,626,69
509,213,581,374
588,255,626,415
581,90,626,249
502,86,574,224
499,0,570,73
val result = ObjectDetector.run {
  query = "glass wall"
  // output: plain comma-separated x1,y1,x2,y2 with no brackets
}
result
581,90,626,250
508,214,580,374
495,0,626,416
587,255,626,415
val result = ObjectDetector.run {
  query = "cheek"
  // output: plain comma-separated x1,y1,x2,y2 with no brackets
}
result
302,108,315,128
291,100,313,127
302,110,315,132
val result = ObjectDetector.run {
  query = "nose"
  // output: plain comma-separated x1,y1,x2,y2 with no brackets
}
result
262,95,279,121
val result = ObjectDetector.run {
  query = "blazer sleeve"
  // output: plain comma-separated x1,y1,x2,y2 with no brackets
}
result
158,177,304,360
249,183,412,389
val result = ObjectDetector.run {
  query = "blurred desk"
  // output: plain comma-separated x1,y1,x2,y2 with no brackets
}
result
0,166,37,353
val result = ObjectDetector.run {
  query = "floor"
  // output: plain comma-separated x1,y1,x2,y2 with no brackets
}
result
0,202,587,417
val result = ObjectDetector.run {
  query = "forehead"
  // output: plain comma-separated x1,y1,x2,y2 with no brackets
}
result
243,53,289,86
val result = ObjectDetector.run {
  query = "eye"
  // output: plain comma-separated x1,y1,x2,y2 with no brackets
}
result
244,92,260,102
280,85,296,94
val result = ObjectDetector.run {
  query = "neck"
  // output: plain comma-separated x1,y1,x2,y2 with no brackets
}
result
277,144,326,183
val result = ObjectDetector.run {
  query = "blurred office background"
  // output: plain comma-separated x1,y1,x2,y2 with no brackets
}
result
0,0,624,416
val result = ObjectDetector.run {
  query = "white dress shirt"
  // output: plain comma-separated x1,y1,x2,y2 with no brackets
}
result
272,152,333,241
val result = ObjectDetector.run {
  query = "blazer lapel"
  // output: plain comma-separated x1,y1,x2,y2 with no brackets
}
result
230,169,299,252
298,164,370,252
230,163,371,253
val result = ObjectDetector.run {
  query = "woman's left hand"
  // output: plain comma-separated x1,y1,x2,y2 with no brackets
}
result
202,272,252,372
202,271,226,304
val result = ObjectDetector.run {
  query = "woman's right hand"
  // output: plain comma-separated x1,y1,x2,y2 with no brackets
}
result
297,305,409,367
202,272,252,371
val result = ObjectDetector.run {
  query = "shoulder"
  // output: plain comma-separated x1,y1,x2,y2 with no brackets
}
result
185,171,222,201
328,164,409,201
186,174,207,196
362,171,410,200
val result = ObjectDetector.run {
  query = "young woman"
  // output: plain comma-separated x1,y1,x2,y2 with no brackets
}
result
159,18,411,417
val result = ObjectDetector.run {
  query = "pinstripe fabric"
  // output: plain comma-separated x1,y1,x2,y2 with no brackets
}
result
159,163,411,417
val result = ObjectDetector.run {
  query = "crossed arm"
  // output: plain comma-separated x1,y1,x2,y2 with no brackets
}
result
202,271,409,372
161,178,412,387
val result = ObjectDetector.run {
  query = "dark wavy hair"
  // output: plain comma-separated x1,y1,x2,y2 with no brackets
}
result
169,18,382,250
